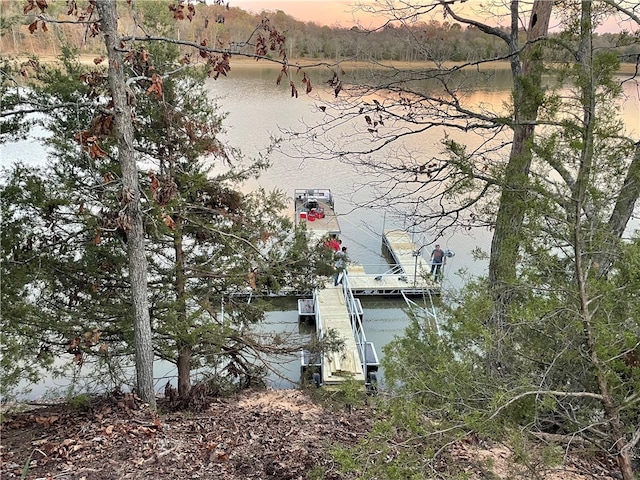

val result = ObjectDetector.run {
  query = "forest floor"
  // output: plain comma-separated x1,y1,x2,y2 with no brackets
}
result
0,388,621,480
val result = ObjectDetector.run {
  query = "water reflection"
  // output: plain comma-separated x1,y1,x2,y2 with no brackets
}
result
3,64,638,396
210,65,640,389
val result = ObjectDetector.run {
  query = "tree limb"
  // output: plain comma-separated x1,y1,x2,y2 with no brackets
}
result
488,389,604,421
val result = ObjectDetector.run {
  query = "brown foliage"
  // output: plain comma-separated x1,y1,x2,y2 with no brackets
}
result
0,390,617,480
17,0,307,99
162,213,176,230
23,0,48,15
169,1,196,22
301,72,312,94
89,142,108,159
146,73,163,98
148,172,178,207
0,390,373,480
28,20,40,34
208,53,231,80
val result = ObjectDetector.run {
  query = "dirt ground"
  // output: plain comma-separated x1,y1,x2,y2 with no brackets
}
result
0,389,620,480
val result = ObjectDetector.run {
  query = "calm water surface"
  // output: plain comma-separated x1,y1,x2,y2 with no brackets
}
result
206,66,489,389
3,65,638,394
207,65,640,389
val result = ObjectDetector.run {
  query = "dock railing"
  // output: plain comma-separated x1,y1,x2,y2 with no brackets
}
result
339,273,370,376
307,272,379,385
402,289,439,334
342,261,440,296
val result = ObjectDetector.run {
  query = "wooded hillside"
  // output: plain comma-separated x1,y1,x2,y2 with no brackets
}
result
1,0,637,63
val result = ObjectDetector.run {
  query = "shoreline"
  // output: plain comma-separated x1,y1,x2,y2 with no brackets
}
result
6,53,639,74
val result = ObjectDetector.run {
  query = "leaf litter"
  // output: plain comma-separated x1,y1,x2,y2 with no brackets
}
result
0,389,621,479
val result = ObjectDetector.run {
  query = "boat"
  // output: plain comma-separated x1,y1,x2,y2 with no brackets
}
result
294,188,341,240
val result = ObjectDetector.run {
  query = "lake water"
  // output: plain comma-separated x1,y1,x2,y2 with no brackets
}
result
203,64,640,389
203,65,495,389
3,64,639,395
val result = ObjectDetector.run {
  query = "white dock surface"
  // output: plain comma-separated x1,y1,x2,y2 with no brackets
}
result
316,285,364,385
383,229,426,278
341,230,440,295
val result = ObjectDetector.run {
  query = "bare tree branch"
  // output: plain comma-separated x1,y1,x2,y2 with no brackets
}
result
488,389,604,421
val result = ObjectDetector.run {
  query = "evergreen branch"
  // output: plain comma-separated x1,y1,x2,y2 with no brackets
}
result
0,102,95,118
488,389,604,421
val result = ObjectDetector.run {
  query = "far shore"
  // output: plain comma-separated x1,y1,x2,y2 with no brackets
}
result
6,53,639,74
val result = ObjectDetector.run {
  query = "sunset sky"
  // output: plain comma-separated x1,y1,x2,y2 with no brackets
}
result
233,0,383,28
230,0,634,33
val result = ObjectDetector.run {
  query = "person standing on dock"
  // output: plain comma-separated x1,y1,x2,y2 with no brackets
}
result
334,246,348,286
430,244,446,281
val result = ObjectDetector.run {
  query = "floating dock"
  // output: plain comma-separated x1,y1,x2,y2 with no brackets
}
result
293,188,440,297
342,229,440,296
382,229,430,279
239,228,441,299
297,229,447,389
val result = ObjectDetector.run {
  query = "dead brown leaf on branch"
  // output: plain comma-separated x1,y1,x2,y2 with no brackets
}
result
146,73,163,98
23,0,330,99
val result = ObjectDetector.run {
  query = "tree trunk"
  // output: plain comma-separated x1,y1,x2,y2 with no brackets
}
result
574,4,634,478
96,0,156,408
173,216,192,398
600,142,640,276
487,0,552,364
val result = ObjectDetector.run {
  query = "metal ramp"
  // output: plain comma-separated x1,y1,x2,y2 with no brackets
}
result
300,273,379,391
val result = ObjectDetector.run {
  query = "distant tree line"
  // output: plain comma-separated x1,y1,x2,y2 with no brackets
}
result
1,0,637,64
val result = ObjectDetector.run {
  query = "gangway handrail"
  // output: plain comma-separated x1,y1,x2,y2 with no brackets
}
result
305,274,379,389
339,273,368,374
402,289,439,334
313,289,323,339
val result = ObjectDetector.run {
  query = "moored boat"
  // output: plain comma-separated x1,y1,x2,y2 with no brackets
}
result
293,188,341,240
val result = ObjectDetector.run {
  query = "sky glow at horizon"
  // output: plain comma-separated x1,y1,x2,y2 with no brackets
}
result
233,0,383,28
229,0,635,33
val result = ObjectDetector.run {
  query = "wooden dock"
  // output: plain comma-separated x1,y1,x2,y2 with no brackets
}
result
298,227,443,387
315,285,365,385
300,277,380,389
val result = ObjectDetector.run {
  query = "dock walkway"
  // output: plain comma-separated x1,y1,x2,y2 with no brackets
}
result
299,230,444,387
301,274,379,389
343,229,440,296
315,284,365,385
